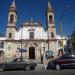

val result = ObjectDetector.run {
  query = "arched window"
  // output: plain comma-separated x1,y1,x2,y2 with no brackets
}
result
10,15,14,23
29,32,34,39
49,15,53,23
9,33,12,38
0,42,4,48
51,32,54,38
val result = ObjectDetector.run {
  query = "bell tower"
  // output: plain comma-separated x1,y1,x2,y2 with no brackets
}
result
6,0,17,40
46,0,57,56
5,0,17,60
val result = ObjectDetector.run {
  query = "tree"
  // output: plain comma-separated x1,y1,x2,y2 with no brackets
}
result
70,30,75,50
65,37,71,53
64,30,75,53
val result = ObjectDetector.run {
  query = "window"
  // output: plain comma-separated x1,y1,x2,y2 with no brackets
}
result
0,42,4,48
58,41,62,47
49,15,53,23
10,15,14,23
9,33,12,38
51,32,54,38
29,32,34,39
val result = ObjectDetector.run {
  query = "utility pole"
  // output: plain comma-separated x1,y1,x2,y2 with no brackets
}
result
60,22,64,49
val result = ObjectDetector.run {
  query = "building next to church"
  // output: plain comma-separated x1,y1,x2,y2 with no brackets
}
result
0,0,67,61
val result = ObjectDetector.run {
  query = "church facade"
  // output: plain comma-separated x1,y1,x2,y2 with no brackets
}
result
0,0,67,61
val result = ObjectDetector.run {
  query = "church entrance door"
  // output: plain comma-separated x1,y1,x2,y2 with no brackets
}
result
29,47,35,59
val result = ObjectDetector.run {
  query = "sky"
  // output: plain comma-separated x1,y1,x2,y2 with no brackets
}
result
0,0,75,36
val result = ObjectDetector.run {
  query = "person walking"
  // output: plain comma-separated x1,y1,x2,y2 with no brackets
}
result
41,54,43,64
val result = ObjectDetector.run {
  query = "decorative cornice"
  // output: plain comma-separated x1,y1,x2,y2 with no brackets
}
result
28,28,35,31
6,26,16,29
22,24,42,27
0,39,57,42
51,26,56,28
46,9,54,14
8,8,16,12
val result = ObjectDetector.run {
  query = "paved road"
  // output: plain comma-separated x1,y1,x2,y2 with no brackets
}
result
0,69,75,75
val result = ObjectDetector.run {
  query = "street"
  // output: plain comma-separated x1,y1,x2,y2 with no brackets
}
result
0,69,75,75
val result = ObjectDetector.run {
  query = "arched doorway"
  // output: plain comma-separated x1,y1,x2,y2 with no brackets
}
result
0,51,4,61
29,47,35,59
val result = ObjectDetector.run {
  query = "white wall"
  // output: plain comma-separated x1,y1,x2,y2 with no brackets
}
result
15,26,48,40
0,37,6,40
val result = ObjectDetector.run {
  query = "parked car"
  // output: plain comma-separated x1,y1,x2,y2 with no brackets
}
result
46,53,75,70
0,58,37,71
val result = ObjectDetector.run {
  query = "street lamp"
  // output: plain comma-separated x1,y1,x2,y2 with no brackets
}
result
47,26,50,51
59,5,70,49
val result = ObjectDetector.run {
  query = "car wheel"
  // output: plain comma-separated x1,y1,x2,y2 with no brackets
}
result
25,65,31,71
0,66,4,72
55,64,61,70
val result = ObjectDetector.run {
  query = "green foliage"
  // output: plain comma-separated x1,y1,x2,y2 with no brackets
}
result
70,30,75,50
65,30,75,53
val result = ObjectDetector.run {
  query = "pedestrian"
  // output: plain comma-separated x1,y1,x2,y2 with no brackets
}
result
46,56,53,70
41,54,43,64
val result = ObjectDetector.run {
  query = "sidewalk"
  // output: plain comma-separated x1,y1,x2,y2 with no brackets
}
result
35,64,47,70
27,59,47,70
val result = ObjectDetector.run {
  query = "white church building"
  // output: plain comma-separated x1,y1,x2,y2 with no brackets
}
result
0,0,67,61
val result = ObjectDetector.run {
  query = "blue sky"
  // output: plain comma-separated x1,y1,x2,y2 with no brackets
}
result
0,0,75,36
